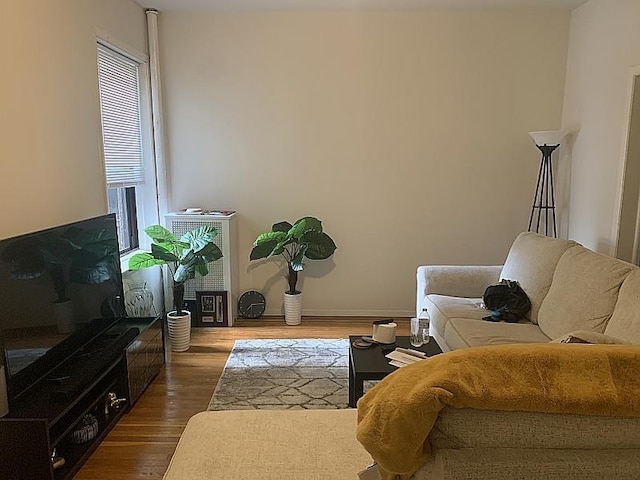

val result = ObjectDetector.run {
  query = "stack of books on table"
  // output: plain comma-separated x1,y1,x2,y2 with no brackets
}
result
385,347,427,368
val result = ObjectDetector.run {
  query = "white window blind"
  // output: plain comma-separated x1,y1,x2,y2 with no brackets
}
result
97,44,144,187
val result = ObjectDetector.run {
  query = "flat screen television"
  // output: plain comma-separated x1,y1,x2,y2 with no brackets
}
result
0,214,125,402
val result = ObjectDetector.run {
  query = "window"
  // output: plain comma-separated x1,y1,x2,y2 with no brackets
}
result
107,187,139,251
97,43,147,254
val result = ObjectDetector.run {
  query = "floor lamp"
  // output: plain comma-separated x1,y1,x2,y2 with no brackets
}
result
528,130,566,238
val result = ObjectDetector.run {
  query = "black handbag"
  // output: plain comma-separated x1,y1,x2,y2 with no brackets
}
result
482,279,531,323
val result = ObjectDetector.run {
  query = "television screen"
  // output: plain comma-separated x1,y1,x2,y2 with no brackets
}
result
0,214,125,398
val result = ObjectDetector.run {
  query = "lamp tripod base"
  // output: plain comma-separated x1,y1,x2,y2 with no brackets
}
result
528,144,559,238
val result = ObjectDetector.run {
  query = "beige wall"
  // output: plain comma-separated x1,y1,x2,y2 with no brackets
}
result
562,0,640,254
0,0,147,239
160,10,570,316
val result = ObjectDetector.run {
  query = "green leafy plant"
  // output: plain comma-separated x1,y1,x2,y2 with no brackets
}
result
250,217,337,294
129,225,223,315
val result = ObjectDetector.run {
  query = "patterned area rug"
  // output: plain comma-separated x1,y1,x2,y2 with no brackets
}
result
208,338,352,410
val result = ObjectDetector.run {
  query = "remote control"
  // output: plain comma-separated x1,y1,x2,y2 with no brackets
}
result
395,347,427,358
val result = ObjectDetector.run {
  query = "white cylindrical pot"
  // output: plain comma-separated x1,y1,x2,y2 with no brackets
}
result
167,311,191,352
283,292,303,326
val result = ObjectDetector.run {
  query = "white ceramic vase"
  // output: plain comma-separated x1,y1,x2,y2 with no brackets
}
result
124,281,155,317
167,310,191,352
283,292,303,326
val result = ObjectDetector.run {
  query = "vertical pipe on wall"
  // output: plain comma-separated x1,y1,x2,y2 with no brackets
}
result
146,9,170,218
146,9,170,317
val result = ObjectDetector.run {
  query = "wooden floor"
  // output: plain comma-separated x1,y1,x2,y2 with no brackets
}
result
75,317,410,480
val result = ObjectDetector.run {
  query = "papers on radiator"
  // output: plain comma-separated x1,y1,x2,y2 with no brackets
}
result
385,348,427,368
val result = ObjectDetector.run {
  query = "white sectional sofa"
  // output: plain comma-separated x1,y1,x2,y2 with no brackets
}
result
417,232,640,351
408,232,640,479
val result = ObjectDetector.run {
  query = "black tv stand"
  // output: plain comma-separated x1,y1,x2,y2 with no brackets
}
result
0,315,164,480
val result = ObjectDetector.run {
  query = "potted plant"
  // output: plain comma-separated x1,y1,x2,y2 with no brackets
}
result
129,225,222,351
250,217,337,325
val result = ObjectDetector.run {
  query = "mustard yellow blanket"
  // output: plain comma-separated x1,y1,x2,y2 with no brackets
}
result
356,343,640,480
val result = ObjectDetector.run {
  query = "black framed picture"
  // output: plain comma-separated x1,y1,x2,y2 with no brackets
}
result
195,291,228,327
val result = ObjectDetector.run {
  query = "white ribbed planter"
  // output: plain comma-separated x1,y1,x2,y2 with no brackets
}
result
283,292,303,326
167,311,191,352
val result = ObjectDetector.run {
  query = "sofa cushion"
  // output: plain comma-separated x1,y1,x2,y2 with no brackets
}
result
416,449,640,480
500,232,577,324
430,407,640,450
551,330,630,345
537,246,635,340
444,318,550,350
164,410,371,480
425,295,487,338
605,268,640,344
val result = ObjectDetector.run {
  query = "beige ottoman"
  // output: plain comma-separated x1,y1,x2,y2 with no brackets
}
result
163,409,373,480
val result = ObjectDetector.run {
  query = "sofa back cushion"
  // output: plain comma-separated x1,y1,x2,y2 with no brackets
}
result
537,246,635,339
500,232,577,324
605,269,640,344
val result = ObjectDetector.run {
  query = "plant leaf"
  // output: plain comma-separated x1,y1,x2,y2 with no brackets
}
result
129,252,167,270
250,240,279,260
272,221,293,233
254,231,286,246
199,242,223,263
272,238,294,256
301,231,337,260
289,217,322,240
174,263,193,283
181,225,217,253
194,258,209,277
145,225,178,244
180,249,196,266
151,243,179,262
290,245,307,272
157,240,190,251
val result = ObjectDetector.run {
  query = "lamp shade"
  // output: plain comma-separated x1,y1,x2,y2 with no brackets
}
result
529,130,567,146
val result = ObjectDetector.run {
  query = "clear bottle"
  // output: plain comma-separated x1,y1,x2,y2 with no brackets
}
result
124,281,156,317
410,317,423,347
419,308,431,344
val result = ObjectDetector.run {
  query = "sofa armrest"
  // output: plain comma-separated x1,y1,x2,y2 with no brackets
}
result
416,265,502,315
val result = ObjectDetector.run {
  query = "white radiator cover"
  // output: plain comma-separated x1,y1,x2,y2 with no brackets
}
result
165,211,238,325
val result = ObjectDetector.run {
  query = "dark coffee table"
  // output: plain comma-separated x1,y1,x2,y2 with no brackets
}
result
348,335,443,407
